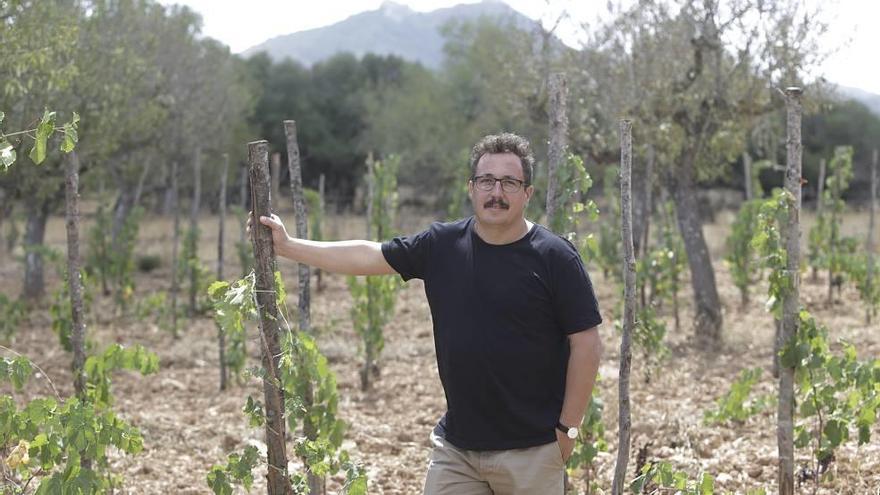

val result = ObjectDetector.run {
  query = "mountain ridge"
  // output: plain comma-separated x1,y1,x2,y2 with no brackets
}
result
241,1,538,69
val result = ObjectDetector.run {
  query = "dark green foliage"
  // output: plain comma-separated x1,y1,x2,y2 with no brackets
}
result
205,271,367,494
803,99,880,199
207,445,260,495
49,269,93,352
781,311,880,464
303,188,324,243
348,155,402,390
133,291,173,333
725,200,764,307
135,254,161,273
630,461,720,495
567,388,606,493
754,187,880,483
0,110,79,171
592,166,621,280
0,356,33,391
245,52,409,202
0,294,28,341
549,154,600,245
704,368,772,424
180,225,212,315
207,276,256,384
0,346,157,493
807,147,855,284
85,205,143,311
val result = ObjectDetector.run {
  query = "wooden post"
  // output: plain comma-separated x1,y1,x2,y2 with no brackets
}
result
248,140,293,495
64,151,90,470
362,154,376,392
188,148,202,316
867,149,877,323
133,159,151,207
271,152,282,208
639,145,654,308
828,152,841,303
283,119,323,495
170,160,181,338
283,121,311,334
612,119,635,495
546,72,568,229
217,153,229,391
65,151,86,398
316,173,326,292
812,158,826,282
777,86,803,495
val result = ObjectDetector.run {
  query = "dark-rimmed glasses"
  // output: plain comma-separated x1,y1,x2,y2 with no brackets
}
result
471,175,527,193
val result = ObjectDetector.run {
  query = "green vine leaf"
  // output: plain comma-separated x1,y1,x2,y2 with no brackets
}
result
28,109,57,165
0,138,15,172
60,112,79,153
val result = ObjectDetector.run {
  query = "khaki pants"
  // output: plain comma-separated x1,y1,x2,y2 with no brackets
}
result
423,431,565,495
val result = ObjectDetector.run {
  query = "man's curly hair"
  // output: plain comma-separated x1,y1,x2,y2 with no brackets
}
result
469,133,535,185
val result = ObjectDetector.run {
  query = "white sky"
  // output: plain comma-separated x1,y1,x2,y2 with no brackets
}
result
159,0,880,94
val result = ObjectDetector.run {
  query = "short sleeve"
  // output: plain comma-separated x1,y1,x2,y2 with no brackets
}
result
381,228,433,281
553,256,603,334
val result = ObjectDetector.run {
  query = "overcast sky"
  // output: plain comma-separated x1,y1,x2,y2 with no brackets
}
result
158,0,880,94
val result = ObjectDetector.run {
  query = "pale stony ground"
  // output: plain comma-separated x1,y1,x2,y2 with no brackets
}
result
0,208,877,494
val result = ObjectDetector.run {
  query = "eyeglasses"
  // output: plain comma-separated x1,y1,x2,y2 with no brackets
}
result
471,175,527,193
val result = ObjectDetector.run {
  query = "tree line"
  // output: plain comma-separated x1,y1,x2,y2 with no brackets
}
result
2,0,880,344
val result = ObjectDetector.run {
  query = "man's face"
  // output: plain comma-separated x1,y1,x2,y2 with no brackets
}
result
468,152,533,228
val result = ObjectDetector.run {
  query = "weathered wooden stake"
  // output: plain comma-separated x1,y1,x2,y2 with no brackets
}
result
612,119,635,495
546,72,568,228
283,121,311,333
65,151,86,398
65,151,90,470
639,145,654,308
189,147,202,316
812,158,826,282
284,121,323,495
316,173,326,292
218,153,229,391
271,152,282,207
829,151,843,304
170,160,181,338
248,140,293,495
778,86,803,495
362,154,377,392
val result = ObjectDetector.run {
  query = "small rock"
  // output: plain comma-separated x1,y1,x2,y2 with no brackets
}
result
748,466,763,478
160,378,187,391
396,432,413,443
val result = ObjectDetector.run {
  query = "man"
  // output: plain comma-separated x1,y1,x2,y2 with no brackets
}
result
252,133,602,494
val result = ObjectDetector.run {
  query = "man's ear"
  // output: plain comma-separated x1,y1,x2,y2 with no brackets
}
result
524,184,534,201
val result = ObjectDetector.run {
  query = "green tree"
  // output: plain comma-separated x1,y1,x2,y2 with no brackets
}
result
574,0,828,344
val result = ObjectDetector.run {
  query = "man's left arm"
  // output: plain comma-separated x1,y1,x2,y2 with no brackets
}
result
557,327,603,461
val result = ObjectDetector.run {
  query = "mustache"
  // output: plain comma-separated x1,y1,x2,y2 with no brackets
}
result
483,198,509,209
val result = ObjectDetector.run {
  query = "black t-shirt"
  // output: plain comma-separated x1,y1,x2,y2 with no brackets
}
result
381,216,602,450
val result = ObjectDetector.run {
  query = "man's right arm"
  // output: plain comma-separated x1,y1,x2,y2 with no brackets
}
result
254,213,397,276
